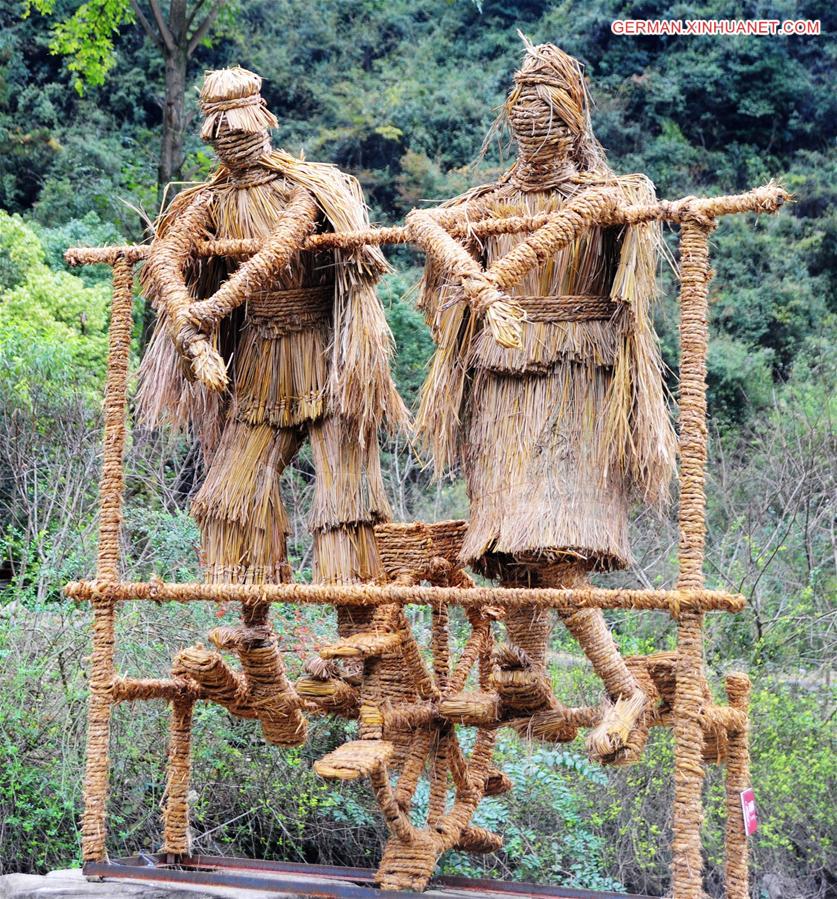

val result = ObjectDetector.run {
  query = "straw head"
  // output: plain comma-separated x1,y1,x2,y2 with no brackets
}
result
200,66,278,141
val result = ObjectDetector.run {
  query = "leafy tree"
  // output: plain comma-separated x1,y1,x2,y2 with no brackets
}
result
25,0,231,201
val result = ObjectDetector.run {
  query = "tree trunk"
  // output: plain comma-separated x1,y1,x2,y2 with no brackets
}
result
146,0,190,349
157,48,188,208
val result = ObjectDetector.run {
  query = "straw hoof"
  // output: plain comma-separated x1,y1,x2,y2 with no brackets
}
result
376,831,439,892
304,656,340,680
454,825,503,854
438,691,500,726
493,643,531,670
484,767,513,796
586,689,650,765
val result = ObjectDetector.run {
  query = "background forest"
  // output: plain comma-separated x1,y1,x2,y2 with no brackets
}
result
0,1,834,897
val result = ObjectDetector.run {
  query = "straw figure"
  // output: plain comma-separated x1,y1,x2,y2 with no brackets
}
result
138,67,407,744
408,39,677,762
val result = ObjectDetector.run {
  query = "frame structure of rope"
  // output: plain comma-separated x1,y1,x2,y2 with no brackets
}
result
65,182,787,897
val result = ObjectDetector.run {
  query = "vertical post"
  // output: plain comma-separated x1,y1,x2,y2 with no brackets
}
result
162,699,195,855
672,216,715,898
81,257,134,861
724,674,752,899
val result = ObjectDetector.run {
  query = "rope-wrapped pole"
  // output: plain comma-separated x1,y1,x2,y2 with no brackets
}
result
81,256,133,861
64,183,788,268
672,216,715,898
64,579,746,613
724,674,752,899
161,699,194,855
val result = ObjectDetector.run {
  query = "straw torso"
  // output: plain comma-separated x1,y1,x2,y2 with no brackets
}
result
456,182,632,574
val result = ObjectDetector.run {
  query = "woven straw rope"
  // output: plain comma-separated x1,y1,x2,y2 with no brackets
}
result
64,184,786,267
724,675,751,899
672,217,715,899
80,257,133,861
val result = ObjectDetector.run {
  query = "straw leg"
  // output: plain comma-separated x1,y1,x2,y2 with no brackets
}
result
560,608,638,699
309,412,389,646
724,674,751,899
162,699,194,856
238,601,307,747
503,603,552,668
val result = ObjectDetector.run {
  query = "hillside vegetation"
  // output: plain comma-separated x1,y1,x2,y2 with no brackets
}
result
0,2,834,896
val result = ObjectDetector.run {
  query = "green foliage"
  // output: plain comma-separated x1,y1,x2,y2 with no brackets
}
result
440,737,623,892
27,0,135,94
33,211,125,284
378,268,435,408
0,211,114,390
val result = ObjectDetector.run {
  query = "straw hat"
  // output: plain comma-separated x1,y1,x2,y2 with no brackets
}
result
199,66,278,140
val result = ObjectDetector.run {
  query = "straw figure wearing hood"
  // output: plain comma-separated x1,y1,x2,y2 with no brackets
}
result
408,40,676,762
138,67,407,743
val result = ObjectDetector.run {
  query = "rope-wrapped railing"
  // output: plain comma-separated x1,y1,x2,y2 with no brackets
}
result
64,183,788,267
65,578,745,614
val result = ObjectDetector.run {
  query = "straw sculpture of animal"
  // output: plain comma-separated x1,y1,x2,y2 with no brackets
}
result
408,37,677,764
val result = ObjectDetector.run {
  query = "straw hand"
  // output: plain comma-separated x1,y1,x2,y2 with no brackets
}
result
461,275,525,349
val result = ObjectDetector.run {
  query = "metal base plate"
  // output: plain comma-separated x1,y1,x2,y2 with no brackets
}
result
83,855,653,899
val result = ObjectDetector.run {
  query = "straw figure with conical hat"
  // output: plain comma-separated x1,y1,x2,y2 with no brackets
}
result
138,67,407,746
407,39,676,763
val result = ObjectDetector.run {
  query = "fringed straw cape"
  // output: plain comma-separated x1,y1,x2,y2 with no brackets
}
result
138,149,406,452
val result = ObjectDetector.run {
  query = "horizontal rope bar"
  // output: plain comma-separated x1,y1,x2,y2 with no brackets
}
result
64,183,788,267
65,579,745,614
106,673,748,740
111,676,202,703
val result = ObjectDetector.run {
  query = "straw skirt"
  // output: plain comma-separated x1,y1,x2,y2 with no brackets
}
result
461,362,631,573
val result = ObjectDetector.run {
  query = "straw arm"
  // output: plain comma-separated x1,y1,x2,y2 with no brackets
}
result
406,207,526,348
65,578,746,614
484,186,622,292
187,188,320,330
142,193,230,391
64,182,789,267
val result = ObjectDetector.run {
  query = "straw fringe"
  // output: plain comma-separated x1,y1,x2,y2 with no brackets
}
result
235,323,330,428
308,415,391,532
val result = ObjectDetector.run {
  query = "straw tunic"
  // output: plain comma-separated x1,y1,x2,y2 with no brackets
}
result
417,175,675,578
140,159,405,589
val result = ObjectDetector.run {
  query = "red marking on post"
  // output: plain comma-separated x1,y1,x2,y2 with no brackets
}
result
740,787,758,835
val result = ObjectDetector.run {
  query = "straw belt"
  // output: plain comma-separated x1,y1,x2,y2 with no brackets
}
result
247,285,333,335
513,294,621,322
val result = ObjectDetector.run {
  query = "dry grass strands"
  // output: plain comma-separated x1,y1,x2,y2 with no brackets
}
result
199,67,278,140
